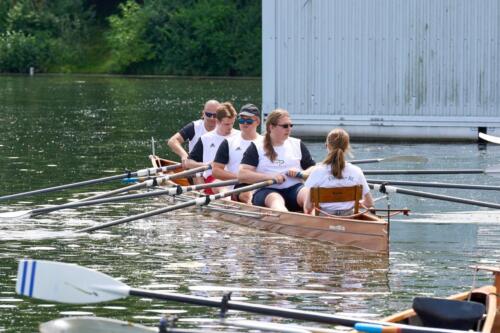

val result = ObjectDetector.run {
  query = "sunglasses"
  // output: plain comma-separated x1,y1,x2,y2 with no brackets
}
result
204,112,216,118
238,118,255,125
276,123,294,129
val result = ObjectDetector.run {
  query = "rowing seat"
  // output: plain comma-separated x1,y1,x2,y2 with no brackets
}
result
310,185,362,216
412,297,486,330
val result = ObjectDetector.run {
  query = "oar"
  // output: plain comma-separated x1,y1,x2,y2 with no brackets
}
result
0,180,239,219
364,164,500,177
351,156,428,164
79,180,274,233
368,179,500,191
80,165,210,202
370,183,500,209
16,259,479,333
479,132,500,144
0,164,181,202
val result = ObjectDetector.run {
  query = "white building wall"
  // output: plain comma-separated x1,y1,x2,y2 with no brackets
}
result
262,0,500,140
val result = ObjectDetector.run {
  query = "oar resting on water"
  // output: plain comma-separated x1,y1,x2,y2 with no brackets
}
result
0,180,239,219
364,164,500,177
80,165,210,202
79,180,275,233
350,155,428,165
0,164,181,202
369,183,500,209
16,260,478,333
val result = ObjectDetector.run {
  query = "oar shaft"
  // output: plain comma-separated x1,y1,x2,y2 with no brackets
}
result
80,182,147,201
368,179,500,191
0,164,181,201
350,159,382,164
370,184,500,209
365,169,483,175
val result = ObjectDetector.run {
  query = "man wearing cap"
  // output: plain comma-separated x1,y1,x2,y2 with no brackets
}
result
167,99,220,168
185,102,240,192
212,104,262,203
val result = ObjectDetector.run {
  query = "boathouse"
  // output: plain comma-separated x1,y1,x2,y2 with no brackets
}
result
262,0,500,141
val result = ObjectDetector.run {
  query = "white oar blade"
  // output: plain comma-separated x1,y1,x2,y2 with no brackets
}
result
479,132,500,144
16,259,129,304
0,210,31,219
40,317,156,333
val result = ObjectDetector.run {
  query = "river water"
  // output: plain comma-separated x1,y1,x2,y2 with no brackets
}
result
1,75,500,332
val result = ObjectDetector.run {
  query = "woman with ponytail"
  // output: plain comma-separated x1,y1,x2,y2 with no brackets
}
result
238,109,316,212
303,128,373,216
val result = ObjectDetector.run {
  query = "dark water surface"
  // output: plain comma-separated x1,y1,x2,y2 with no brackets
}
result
1,75,500,332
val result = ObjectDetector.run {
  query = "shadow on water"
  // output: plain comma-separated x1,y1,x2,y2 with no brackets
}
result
1,75,500,331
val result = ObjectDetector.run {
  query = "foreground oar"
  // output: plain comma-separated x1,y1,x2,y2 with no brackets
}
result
79,180,274,233
16,260,478,333
80,165,210,202
0,164,181,202
351,156,428,164
0,180,239,219
479,132,500,144
370,184,500,209
368,179,500,191
364,164,500,177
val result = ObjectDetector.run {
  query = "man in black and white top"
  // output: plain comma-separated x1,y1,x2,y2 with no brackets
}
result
212,104,262,203
185,102,239,192
167,100,220,168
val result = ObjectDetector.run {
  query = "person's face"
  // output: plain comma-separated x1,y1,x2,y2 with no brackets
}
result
238,115,259,134
270,115,293,141
203,104,218,127
217,116,236,136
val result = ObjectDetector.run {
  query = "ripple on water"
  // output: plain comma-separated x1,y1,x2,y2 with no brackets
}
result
59,311,94,316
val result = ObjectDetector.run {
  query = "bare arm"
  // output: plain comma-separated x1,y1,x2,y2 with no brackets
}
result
238,164,285,184
361,192,374,209
212,162,237,180
303,187,314,214
167,133,189,161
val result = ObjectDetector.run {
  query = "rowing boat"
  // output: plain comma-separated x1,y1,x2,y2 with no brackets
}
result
149,155,389,252
360,266,500,333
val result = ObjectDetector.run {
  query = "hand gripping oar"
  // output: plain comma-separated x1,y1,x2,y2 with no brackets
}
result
368,179,500,191
79,180,275,233
479,132,500,144
79,165,210,202
16,260,479,333
364,164,500,177
0,164,181,202
350,156,428,164
0,180,239,219
370,184,500,209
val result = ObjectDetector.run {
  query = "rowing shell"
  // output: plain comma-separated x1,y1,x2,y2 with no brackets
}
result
150,156,389,252
377,266,500,333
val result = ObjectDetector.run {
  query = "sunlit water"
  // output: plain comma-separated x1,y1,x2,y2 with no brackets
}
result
1,75,500,332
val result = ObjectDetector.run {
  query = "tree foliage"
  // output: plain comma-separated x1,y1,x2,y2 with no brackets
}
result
0,0,262,76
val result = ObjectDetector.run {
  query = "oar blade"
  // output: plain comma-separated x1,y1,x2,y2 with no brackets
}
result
479,132,500,144
40,317,156,333
0,210,31,219
384,155,428,163
16,259,129,304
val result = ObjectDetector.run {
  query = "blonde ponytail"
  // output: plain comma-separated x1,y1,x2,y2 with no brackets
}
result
323,128,350,179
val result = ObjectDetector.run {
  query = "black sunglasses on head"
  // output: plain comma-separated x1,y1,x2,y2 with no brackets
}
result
276,123,294,129
204,112,216,118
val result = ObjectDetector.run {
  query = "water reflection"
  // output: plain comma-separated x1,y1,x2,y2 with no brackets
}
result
1,75,500,332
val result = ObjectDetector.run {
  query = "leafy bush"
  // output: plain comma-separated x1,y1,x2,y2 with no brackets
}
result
0,30,50,72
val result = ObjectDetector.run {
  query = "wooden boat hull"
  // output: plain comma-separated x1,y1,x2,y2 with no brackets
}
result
150,156,389,252
381,266,500,333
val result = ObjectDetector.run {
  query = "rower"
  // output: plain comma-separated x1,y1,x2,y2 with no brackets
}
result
167,99,220,169
303,128,374,216
185,102,240,193
238,109,316,212
212,104,262,203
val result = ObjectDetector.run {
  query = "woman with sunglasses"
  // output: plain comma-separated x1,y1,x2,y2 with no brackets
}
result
303,128,373,216
212,104,262,203
167,99,220,169
238,109,316,212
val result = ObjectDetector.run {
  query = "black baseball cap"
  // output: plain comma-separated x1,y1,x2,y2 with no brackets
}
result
238,104,260,118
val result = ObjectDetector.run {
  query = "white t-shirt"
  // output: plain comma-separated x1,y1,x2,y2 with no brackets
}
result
200,129,240,177
304,162,370,212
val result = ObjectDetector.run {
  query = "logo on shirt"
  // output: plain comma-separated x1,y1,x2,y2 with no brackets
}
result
328,175,354,181
273,159,285,166
235,146,242,151
210,143,216,148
